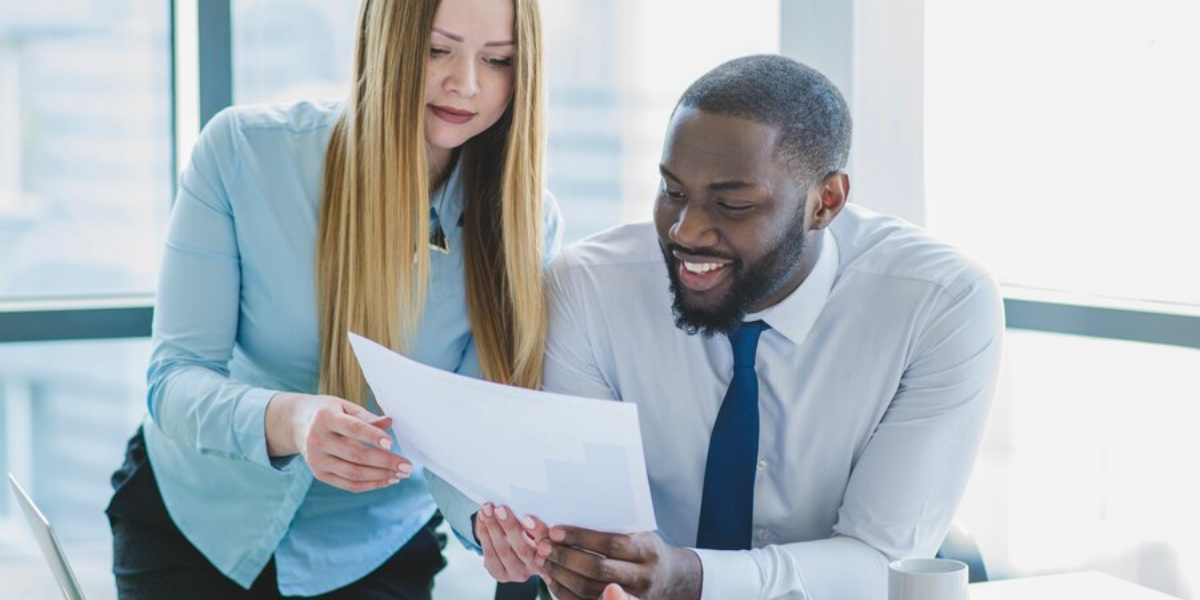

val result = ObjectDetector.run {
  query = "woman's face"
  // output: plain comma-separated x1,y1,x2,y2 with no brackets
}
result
424,0,516,161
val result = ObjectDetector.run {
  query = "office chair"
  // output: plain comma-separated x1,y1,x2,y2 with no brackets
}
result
936,520,989,583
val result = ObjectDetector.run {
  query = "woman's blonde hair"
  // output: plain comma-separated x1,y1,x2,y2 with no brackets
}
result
317,0,546,404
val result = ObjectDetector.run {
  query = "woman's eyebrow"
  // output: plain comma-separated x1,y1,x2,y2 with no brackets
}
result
432,28,514,47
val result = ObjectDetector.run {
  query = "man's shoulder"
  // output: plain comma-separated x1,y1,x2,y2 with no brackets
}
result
832,204,992,297
550,222,663,275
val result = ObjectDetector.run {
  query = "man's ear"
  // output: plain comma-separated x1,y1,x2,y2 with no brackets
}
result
808,172,849,230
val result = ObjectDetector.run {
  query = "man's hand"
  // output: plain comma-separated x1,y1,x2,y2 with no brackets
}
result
476,503,550,582
603,583,642,600
265,392,412,492
535,527,702,600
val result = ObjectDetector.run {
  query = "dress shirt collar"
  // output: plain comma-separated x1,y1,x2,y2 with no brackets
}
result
431,160,465,234
744,228,839,347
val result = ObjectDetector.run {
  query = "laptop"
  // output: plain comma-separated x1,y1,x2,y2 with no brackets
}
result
6,473,87,600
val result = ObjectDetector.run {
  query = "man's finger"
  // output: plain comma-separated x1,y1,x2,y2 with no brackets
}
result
542,537,628,583
551,526,642,561
544,578,587,600
544,539,640,585
603,583,640,600
541,552,609,600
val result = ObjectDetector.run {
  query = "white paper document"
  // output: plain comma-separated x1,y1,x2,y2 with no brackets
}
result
349,333,657,533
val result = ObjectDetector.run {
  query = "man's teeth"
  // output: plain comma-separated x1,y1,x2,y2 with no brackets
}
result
683,261,725,274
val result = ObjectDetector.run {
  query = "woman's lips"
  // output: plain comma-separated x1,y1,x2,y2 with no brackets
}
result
430,105,476,125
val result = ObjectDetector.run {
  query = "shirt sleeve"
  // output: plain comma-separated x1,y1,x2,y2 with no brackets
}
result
541,253,620,400
694,272,1005,600
145,107,282,468
426,469,483,553
541,190,564,271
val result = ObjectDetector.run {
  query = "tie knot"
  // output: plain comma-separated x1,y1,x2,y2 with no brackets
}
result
728,320,769,368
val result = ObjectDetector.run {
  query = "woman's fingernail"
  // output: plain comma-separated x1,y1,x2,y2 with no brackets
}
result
388,478,400,485
522,516,536,530
496,506,509,521
482,503,494,517
397,463,413,475
380,438,392,450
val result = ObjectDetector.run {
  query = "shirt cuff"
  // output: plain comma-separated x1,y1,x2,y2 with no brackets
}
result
232,387,280,467
691,548,761,600
425,469,483,554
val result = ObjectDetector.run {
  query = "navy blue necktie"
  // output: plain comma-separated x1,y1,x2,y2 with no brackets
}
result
696,320,769,550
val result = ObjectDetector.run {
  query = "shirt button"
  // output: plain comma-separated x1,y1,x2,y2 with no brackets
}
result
757,459,768,471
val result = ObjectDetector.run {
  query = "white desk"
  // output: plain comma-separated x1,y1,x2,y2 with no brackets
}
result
971,571,1180,599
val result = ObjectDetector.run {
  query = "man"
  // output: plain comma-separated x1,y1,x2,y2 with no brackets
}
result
466,54,1003,599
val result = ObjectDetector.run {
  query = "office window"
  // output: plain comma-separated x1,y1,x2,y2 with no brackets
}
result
233,0,359,105
922,2,1200,596
925,0,1200,305
542,0,779,241
0,339,149,599
957,330,1199,597
231,0,780,243
0,2,171,299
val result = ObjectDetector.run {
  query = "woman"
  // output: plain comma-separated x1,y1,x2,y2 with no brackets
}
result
106,0,558,598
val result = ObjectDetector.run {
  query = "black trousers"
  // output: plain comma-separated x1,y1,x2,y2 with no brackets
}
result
107,428,446,600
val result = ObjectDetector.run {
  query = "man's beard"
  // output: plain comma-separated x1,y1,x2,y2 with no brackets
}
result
662,223,807,338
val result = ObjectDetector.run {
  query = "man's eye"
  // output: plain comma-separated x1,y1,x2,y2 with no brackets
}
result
719,202,752,212
664,189,686,200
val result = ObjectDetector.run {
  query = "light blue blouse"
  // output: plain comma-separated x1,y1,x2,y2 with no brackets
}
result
143,100,561,595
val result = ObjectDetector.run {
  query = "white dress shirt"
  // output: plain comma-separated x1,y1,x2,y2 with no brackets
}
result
542,203,1004,600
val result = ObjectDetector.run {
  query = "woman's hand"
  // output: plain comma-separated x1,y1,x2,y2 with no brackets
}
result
265,392,412,492
475,503,550,583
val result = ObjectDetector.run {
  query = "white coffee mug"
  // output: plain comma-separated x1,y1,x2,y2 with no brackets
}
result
888,558,969,600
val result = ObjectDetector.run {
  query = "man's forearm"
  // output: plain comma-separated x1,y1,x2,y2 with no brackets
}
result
692,536,889,600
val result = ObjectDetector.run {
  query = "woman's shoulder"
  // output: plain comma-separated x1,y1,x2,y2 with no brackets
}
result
186,100,344,208
216,99,345,135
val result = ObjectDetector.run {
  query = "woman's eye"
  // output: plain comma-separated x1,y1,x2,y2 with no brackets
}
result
485,57,514,68
430,47,449,57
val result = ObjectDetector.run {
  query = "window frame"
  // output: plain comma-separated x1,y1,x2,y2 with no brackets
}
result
1,1,1197,347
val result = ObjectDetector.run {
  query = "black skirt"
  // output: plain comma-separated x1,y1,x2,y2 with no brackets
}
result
106,427,446,600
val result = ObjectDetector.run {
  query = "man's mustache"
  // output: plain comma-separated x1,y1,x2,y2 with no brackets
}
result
664,243,737,263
